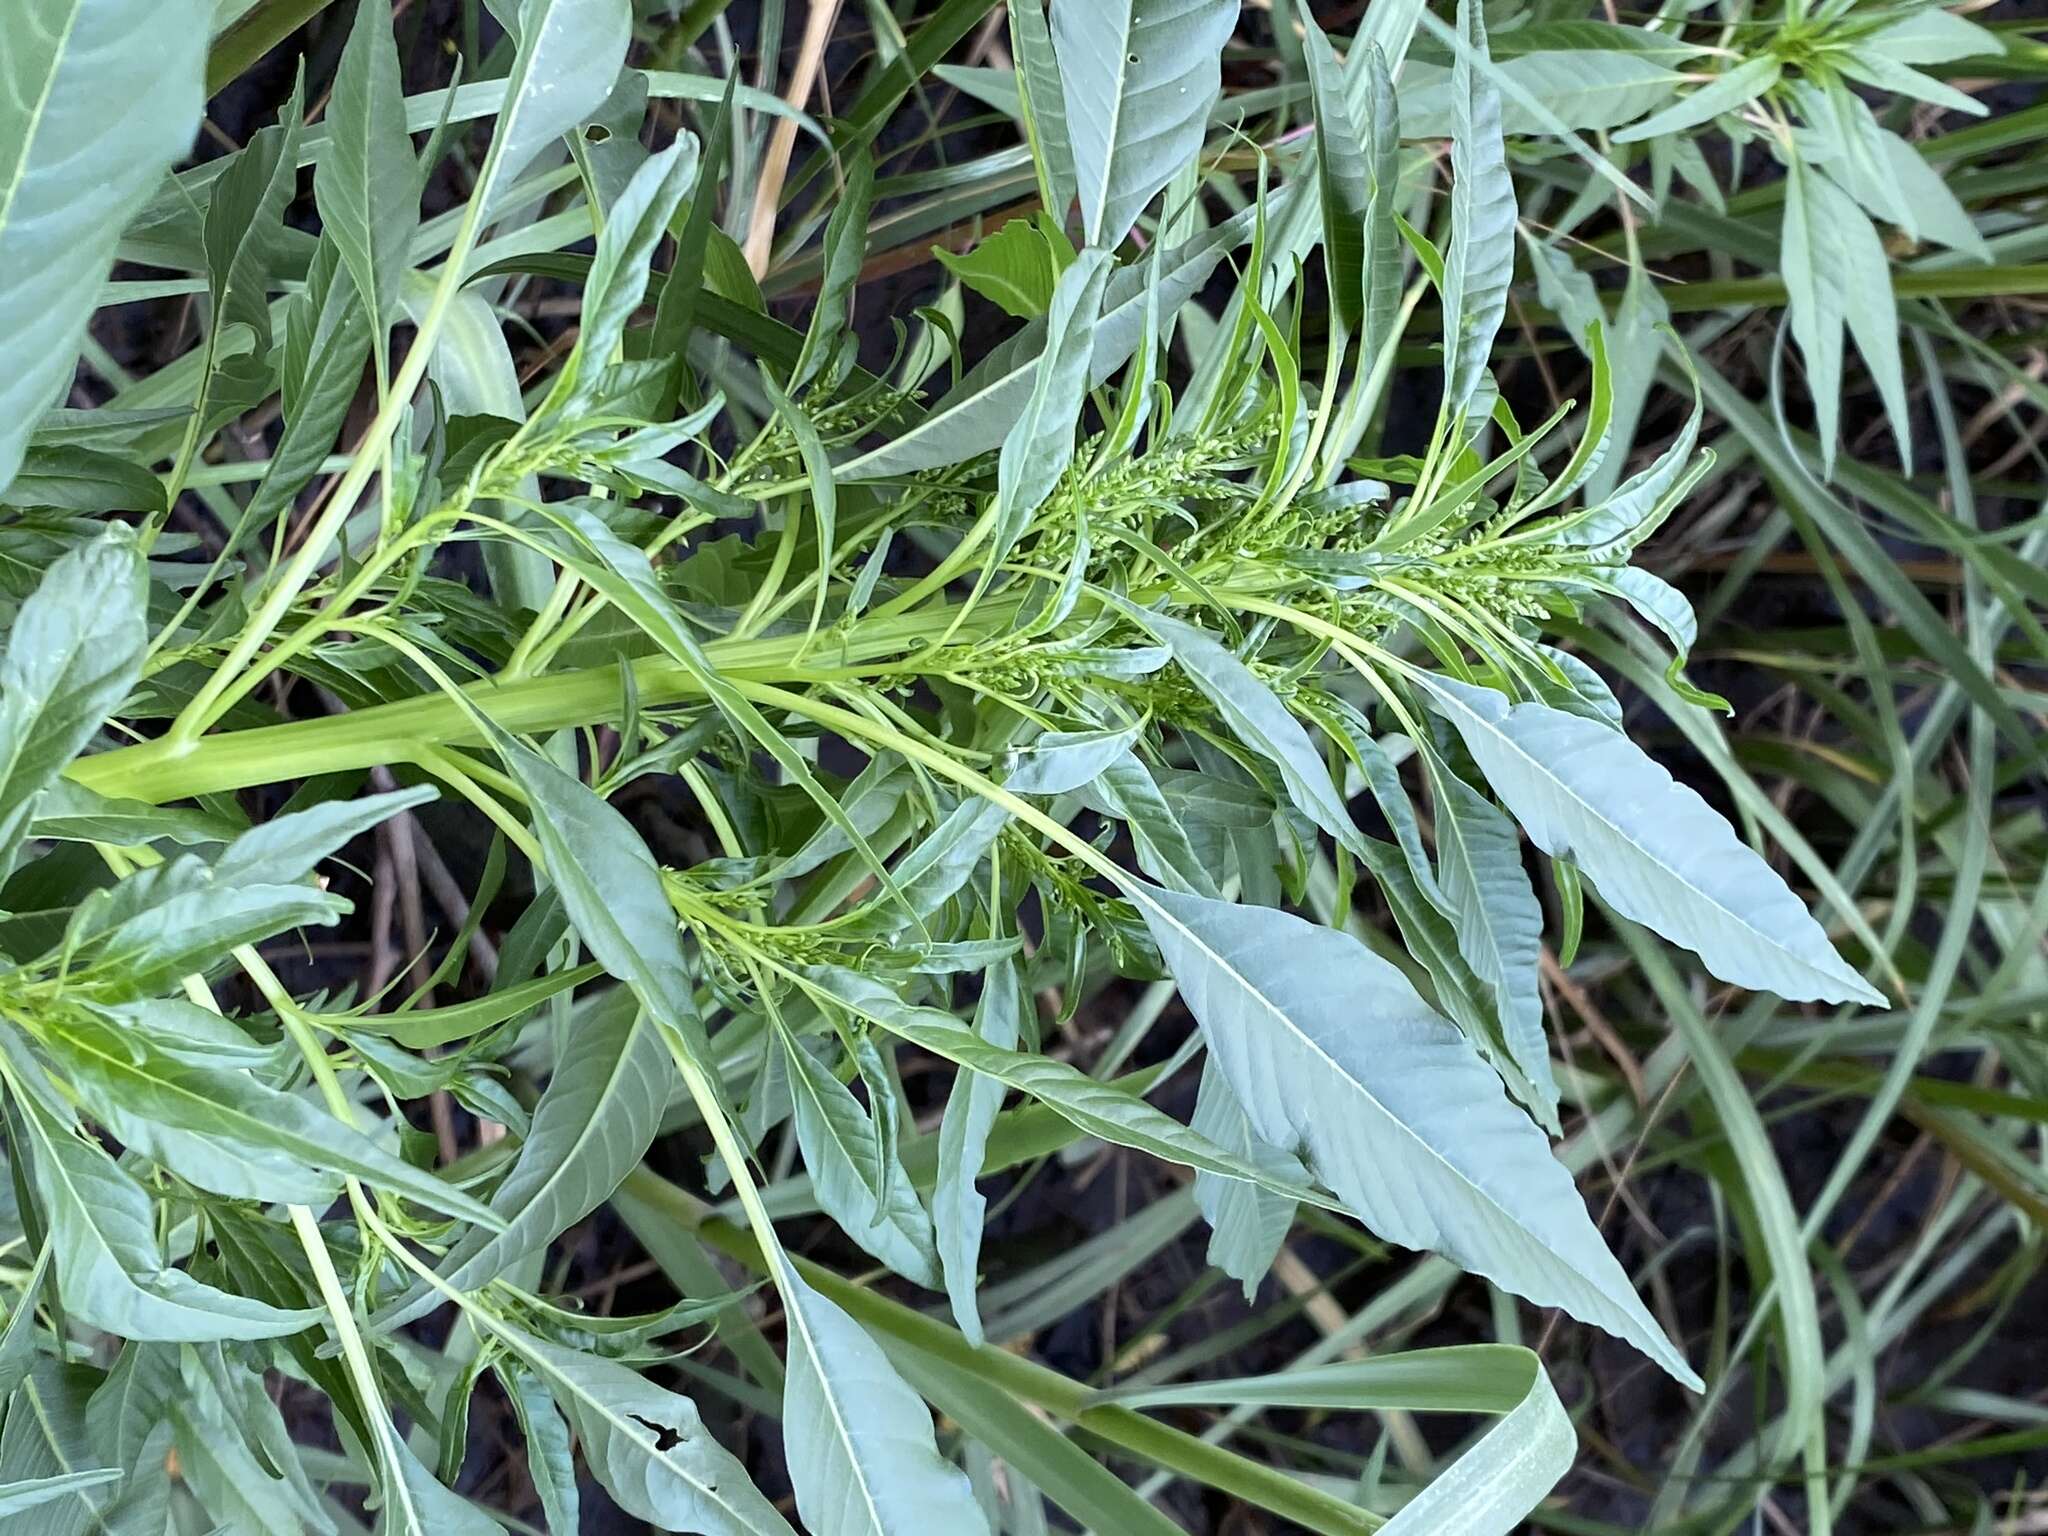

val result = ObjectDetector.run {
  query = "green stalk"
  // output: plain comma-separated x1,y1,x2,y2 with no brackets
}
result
207,0,344,94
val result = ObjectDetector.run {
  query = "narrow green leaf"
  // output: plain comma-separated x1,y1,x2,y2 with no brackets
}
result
804,965,1331,1212
211,786,436,889
552,136,700,415
315,0,417,347
1438,0,1518,427
0,1470,123,1518
934,959,1024,1344
1399,51,1680,138
985,249,1112,584
783,1027,942,1287
1190,1058,1301,1300
476,0,633,221
1612,54,1779,143
838,207,1258,479
1094,1346,1573,1536
1121,604,1363,855
792,152,874,391
1426,759,1557,1126
11,1092,317,1342
497,1321,795,1534
1011,0,1077,219
48,1009,497,1223
1302,14,1370,335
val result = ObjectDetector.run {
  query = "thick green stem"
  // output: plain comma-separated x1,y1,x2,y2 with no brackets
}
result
69,593,1035,804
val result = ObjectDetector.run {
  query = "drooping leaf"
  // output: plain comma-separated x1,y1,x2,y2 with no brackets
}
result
1190,1058,1301,1301
499,1365,581,1536
1128,881,1700,1387
46,1008,497,1222
1424,758,1557,1127
1414,674,1885,1006
10,1090,316,1342
1781,157,1850,474
777,1256,990,1536
934,958,1024,1344
783,1026,942,1287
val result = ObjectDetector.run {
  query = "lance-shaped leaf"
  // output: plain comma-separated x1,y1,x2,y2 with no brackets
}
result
47,1010,498,1223
1129,882,1701,1387
1191,1058,1301,1301
1424,758,1557,1126
934,958,1025,1344
1415,674,1884,1006
0,1469,123,1519
0,0,208,492
493,1322,794,1535
550,136,700,415
803,965,1329,1211
211,786,436,888
1437,0,1517,427
474,0,633,221
315,0,417,343
783,1029,941,1287
1120,603,1366,856
1301,14,1380,337
792,151,873,390
776,1255,990,1536
1012,1,1077,218
1051,0,1236,248
375,990,674,1329
11,1091,316,1342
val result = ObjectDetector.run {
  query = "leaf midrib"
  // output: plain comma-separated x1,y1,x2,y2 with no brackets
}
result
0,0,85,236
